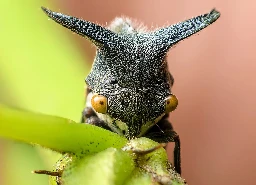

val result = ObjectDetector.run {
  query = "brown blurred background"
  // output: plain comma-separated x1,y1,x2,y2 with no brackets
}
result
1,0,256,185
51,0,255,184
55,0,256,184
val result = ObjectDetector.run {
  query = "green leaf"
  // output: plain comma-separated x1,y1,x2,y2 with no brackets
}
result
0,104,127,154
0,104,187,185
124,168,152,185
62,148,134,185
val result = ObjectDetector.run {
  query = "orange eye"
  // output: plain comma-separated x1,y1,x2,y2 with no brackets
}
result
91,94,108,114
165,94,178,113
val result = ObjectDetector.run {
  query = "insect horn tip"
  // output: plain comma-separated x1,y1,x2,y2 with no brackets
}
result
41,6,49,14
208,8,221,21
41,6,54,18
210,8,220,15
40,6,119,48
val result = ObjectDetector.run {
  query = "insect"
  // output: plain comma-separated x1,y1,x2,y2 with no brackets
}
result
42,7,220,175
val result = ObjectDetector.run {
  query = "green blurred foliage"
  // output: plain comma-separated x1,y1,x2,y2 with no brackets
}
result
0,0,90,185
0,104,127,154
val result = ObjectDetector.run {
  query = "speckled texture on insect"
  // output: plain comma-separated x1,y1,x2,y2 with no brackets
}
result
41,7,220,175
41,7,220,138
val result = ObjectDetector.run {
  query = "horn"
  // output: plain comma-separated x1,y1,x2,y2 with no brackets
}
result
153,9,220,50
41,7,119,47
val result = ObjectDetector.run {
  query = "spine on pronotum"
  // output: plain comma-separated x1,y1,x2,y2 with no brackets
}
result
41,7,220,175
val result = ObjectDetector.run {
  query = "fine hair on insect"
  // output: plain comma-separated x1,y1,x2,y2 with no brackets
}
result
41,7,220,176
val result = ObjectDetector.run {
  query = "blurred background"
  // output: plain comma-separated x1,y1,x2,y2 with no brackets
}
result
0,0,255,185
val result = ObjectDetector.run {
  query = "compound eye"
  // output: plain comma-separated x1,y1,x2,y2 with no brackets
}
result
165,94,178,113
91,94,108,114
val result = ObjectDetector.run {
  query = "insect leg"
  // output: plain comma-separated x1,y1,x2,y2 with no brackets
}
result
144,114,181,174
